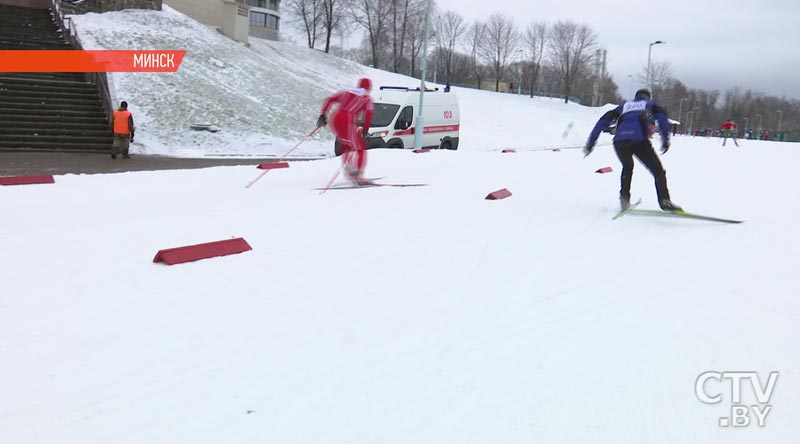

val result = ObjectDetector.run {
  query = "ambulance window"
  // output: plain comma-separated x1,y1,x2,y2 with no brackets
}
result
395,106,413,130
371,103,400,127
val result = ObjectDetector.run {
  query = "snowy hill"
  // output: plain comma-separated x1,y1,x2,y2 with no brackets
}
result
1,5,799,444
69,6,608,158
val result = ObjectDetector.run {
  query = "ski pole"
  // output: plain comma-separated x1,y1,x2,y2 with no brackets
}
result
318,164,342,195
245,126,321,189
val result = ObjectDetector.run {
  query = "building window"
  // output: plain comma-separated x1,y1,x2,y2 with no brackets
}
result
249,11,279,30
246,0,279,10
266,14,279,29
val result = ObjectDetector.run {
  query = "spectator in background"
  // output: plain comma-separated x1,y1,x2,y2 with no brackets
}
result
112,101,134,159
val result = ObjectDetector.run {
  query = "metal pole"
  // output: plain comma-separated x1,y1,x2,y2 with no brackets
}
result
646,45,653,92
433,48,437,84
627,74,634,97
777,110,783,132
413,0,433,150
757,114,762,133
678,98,686,133
646,41,664,93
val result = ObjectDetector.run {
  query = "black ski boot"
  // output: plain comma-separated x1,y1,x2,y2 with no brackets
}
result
660,199,683,212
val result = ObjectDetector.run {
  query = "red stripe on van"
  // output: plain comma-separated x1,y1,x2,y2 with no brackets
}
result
393,124,459,136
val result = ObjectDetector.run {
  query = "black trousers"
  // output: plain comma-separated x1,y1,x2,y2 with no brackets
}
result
613,139,671,202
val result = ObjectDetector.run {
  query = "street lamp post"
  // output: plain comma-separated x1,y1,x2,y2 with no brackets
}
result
757,113,763,134
514,49,523,95
413,0,433,150
433,49,437,84
678,98,687,133
689,106,699,135
743,117,749,137
646,40,666,93
777,110,783,133
624,74,635,99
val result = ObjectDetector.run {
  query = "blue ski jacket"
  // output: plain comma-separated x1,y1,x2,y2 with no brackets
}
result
587,98,670,146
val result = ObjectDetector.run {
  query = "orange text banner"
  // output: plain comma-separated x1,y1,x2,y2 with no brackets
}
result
0,50,186,72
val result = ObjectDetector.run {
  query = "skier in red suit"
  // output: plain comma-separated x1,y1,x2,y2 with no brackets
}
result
318,78,374,183
720,118,739,147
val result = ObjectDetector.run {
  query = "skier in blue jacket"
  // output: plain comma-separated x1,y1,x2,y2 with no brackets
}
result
584,88,682,212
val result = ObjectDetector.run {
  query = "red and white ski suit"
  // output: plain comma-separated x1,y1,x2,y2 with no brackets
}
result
321,88,373,174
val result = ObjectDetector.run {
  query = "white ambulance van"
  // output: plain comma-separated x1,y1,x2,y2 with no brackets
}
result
335,86,460,155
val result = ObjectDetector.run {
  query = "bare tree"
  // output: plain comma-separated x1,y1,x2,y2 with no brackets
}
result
479,13,519,92
523,20,548,98
285,0,324,49
721,86,744,119
636,60,674,101
387,0,419,73
320,0,351,53
352,0,393,69
403,0,428,77
548,20,597,103
465,19,486,89
434,10,466,85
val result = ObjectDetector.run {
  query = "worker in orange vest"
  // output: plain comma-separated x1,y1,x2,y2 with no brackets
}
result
112,101,135,159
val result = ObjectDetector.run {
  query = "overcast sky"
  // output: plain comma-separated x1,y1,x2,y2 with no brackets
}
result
432,0,800,101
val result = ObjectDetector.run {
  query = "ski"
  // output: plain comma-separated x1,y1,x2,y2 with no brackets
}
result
626,208,744,224
315,183,428,190
612,198,642,220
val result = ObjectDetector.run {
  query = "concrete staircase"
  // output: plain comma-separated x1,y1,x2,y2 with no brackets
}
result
0,3,113,153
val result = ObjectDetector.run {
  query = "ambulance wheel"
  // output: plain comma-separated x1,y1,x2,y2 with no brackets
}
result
386,138,404,149
440,140,453,150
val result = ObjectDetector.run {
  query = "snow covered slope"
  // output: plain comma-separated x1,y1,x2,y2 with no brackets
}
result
69,6,608,158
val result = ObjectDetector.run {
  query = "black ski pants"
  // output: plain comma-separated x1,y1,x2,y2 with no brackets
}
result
613,139,671,203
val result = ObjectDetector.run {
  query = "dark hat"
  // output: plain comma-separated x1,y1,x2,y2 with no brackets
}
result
120,101,128,109
634,88,651,100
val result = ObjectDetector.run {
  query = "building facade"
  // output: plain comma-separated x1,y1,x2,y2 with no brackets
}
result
164,0,280,41
244,0,280,41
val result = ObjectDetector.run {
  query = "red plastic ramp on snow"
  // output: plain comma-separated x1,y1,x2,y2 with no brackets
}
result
153,238,252,265
485,188,512,200
0,175,55,185
257,161,289,170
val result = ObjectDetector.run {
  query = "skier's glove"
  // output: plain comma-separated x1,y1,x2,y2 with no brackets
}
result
316,113,327,128
130,130,135,143
583,142,594,157
661,139,670,154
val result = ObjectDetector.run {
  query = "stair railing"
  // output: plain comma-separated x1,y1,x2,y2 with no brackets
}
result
48,0,115,128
